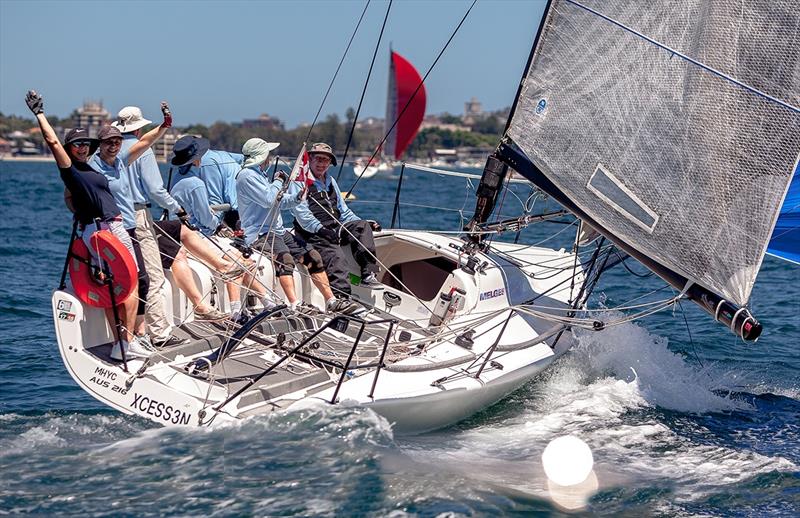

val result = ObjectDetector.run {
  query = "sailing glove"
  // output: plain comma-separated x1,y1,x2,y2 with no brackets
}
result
274,170,288,184
368,220,382,232
176,208,196,230
161,101,172,128
317,227,339,243
26,90,44,115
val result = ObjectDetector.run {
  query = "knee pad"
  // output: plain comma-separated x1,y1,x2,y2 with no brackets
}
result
305,250,326,274
274,252,295,277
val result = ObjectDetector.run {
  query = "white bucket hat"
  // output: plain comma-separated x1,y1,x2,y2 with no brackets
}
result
242,138,280,168
111,106,152,133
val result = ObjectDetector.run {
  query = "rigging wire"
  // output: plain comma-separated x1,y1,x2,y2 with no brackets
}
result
336,1,393,180
305,0,372,143
677,298,705,369
346,0,479,198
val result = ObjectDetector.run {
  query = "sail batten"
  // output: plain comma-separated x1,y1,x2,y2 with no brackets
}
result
505,0,800,307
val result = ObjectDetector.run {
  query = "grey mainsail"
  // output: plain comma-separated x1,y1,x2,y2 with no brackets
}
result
502,0,800,310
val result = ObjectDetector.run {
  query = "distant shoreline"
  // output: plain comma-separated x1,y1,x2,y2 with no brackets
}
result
0,155,54,162
0,155,173,164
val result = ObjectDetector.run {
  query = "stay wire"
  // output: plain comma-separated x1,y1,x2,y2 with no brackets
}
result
677,298,705,369
305,0,372,143
347,0,478,197
336,0,393,181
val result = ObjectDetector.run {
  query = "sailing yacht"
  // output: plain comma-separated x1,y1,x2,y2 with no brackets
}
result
355,50,426,178
52,0,799,432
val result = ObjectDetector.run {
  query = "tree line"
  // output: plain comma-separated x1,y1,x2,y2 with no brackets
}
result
1,107,509,159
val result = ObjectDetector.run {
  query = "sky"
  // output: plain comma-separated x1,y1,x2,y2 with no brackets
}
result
0,0,546,128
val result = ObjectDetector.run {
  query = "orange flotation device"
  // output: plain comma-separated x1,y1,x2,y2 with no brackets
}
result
69,230,137,308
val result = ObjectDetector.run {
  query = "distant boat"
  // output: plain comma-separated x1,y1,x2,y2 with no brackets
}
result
355,49,426,178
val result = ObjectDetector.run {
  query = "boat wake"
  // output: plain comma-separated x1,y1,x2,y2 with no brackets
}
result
395,319,797,510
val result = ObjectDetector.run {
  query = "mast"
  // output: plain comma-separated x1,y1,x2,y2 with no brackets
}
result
384,46,397,161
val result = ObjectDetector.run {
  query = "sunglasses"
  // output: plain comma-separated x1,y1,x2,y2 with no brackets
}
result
312,155,332,164
71,141,91,148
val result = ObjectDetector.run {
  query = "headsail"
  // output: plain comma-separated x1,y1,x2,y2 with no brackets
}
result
497,0,800,336
768,163,800,265
384,50,426,160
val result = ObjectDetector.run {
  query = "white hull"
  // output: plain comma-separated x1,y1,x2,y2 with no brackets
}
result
53,230,582,433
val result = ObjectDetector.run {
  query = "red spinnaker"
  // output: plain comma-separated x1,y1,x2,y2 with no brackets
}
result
386,51,426,159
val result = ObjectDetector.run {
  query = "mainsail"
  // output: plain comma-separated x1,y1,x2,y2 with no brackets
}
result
497,0,800,338
384,50,426,160
768,164,800,265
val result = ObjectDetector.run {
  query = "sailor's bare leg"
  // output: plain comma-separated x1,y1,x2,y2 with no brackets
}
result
278,275,298,304
178,226,231,271
105,284,138,342
310,271,334,302
170,249,214,313
225,280,241,307
134,315,146,335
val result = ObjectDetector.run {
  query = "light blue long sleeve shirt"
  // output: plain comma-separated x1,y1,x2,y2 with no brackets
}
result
89,150,137,230
199,150,243,210
293,173,358,233
120,134,181,213
170,166,222,236
236,165,303,245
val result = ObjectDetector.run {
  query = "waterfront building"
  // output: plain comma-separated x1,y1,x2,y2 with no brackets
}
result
240,113,284,131
73,101,110,135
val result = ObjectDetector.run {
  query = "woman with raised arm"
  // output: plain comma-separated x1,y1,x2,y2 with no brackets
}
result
25,90,146,361
88,102,182,349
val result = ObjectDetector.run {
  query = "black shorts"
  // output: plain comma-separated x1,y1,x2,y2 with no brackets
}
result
154,220,183,269
252,231,312,262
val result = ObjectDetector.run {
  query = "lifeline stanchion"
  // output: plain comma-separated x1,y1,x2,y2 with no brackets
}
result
58,219,79,290
93,218,129,372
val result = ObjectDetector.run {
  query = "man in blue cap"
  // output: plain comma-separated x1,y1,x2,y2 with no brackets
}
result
198,147,244,230
170,135,228,236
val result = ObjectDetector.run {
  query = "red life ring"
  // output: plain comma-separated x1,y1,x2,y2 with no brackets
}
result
69,230,137,308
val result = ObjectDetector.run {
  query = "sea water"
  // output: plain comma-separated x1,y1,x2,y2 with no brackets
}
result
1,160,798,516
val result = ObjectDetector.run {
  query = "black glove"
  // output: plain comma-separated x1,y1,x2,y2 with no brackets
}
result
161,101,172,128
26,90,44,115
274,170,288,183
317,227,339,243
176,208,196,230
369,220,382,232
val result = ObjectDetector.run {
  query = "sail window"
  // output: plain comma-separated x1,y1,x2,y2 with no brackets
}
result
587,163,659,233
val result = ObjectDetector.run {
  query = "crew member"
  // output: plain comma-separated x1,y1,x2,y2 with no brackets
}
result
89,103,174,350
25,90,143,360
237,138,358,313
111,105,187,348
293,142,382,298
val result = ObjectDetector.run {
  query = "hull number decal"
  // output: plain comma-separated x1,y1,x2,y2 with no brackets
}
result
131,393,191,425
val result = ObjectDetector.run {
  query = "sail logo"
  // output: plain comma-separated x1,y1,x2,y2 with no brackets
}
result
536,98,547,114
480,288,505,301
